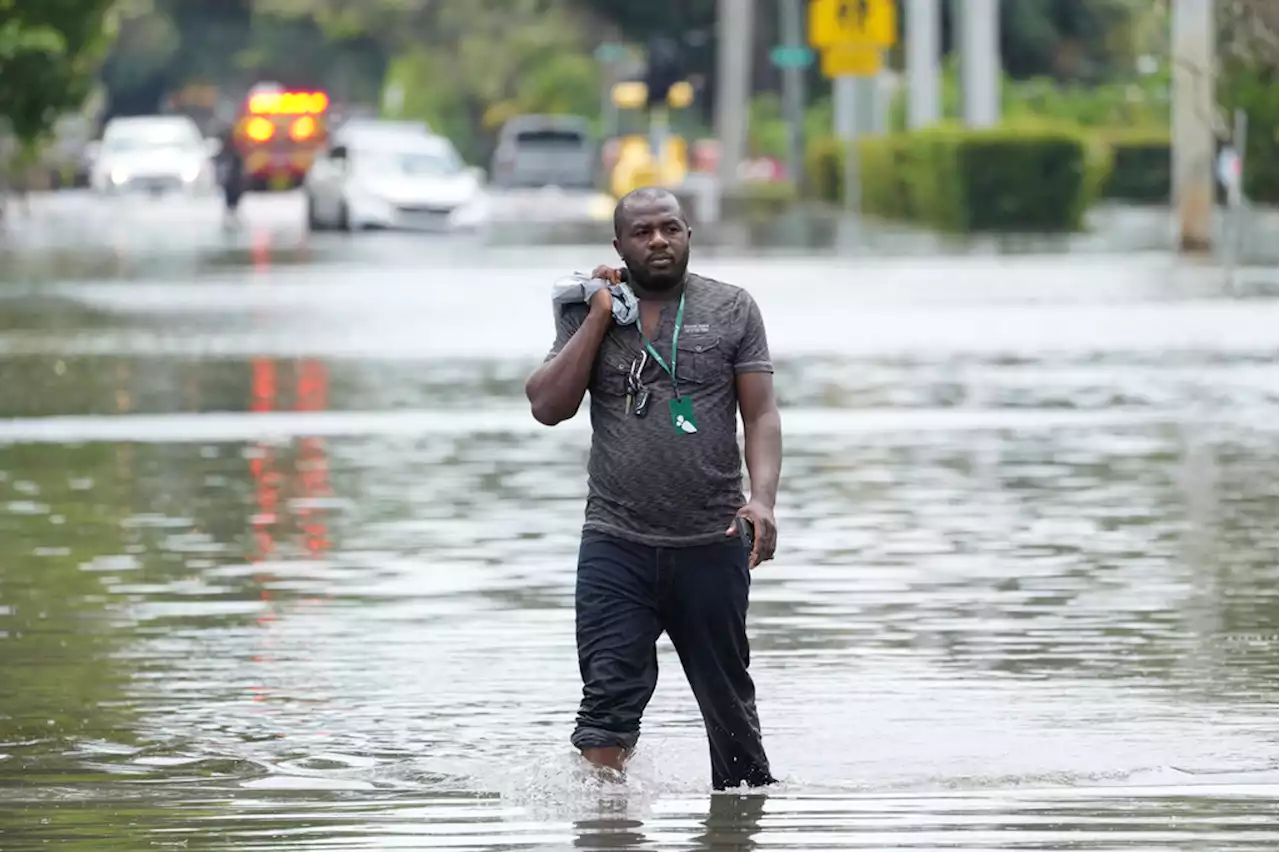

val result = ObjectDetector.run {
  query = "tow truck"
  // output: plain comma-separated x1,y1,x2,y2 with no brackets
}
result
233,83,331,191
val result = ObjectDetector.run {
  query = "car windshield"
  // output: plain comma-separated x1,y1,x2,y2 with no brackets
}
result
104,123,201,152
359,147,461,176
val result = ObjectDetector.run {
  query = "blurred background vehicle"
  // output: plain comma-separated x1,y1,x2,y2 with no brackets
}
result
601,79,697,200
231,82,331,193
334,118,434,141
88,114,218,195
490,114,596,190
304,129,486,232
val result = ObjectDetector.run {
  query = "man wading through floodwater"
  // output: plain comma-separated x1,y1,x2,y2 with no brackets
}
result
524,187,782,790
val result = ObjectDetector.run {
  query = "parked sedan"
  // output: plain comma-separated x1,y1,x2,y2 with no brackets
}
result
304,133,487,232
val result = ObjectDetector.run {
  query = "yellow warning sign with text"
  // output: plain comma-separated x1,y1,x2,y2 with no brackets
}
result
809,0,897,49
820,45,883,77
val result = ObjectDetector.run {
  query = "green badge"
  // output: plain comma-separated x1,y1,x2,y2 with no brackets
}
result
669,396,698,434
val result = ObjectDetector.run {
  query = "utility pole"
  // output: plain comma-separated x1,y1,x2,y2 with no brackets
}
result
955,0,1000,128
906,0,941,128
1172,0,1216,253
778,0,807,187
715,0,754,194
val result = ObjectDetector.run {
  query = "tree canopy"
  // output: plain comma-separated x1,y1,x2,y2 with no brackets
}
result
3,0,1277,160
0,0,116,144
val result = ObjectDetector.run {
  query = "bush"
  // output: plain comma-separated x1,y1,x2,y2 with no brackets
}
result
804,136,841,202
807,124,1093,232
1099,131,1171,202
805,134,919,220
721,180,801,221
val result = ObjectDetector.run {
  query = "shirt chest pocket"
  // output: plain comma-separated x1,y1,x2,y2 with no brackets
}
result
675,335,725,385
594,357,632,398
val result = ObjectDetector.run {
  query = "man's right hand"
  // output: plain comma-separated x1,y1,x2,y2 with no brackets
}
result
589,285,613,316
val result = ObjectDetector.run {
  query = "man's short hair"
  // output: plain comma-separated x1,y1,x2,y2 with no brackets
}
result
613,186,685,237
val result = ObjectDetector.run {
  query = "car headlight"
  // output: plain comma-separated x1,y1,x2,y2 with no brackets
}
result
109,169,127,185
182,164,203,183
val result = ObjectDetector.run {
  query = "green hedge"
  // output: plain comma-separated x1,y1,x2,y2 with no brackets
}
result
806,135,905,212
1095,129,1277,206
807,125,1094,232
722,180,801,221
1100,132,1171,203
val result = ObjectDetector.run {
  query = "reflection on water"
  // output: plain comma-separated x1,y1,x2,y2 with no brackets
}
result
0,228,1276,848
0,344,1275,849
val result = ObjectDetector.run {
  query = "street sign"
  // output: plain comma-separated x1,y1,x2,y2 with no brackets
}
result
820,45,883,77
594,42,626,63
808,0,897,49
770,45,815,69
382,82,404,115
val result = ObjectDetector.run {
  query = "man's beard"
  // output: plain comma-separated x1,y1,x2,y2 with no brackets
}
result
623,252,689,292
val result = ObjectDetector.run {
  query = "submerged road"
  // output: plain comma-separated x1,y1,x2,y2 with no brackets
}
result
0,188,1275,851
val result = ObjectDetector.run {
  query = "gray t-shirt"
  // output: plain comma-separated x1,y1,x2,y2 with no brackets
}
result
544,272,774,547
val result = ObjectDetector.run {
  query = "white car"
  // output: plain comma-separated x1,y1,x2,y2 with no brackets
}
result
89,115,219,195
303,133,487,232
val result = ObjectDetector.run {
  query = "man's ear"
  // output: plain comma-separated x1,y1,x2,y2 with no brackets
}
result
612,237,620,257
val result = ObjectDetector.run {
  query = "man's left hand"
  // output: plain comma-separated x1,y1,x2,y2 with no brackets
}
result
726,501,777,569
591,265,624,284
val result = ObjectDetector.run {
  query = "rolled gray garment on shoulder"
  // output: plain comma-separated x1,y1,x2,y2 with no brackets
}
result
551,273,639,326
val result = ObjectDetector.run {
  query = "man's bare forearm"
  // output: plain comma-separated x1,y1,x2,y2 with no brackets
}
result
743,408,782,509
525,310,611,425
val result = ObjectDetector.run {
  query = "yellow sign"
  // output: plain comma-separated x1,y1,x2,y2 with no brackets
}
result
820,45,883,77
667,81,694,109
809,0,896,49
612,82,647,109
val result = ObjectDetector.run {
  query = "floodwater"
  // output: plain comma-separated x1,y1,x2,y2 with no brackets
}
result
0,193,1277,850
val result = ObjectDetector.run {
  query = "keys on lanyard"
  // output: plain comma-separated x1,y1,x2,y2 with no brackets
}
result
625,350,651,417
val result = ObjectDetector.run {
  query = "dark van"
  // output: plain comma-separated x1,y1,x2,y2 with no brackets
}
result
490,115,595,189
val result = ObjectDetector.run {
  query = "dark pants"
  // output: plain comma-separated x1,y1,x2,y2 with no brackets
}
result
219,160,243,211
571,531,775,790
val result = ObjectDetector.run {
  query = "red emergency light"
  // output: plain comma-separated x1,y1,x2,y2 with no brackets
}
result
248,90,330,116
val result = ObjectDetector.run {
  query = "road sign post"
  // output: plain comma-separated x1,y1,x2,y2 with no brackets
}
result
833,76,860,215
809,0,896,217
1220,108,1249,293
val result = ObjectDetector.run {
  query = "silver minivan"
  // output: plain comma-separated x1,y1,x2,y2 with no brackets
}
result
490,115,595,189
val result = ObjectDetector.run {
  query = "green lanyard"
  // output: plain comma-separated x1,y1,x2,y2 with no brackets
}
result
637,290,686,398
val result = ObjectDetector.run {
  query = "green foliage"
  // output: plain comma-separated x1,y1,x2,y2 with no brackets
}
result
858,135,914,219
998,0,1144,81
885,58,1171,133
808,124,1095,233
1219,65,1279,205
722,179,800,222
1003,73,1170,128
1097,130,1170,202
379,0,602,165
0,0,116,143
100,0,386,119
1057,68,1276,207
806,135,916,219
